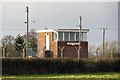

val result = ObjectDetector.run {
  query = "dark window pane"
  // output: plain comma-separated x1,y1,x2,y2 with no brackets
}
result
83,32,87,41
58,32,63,41
70,32,75,41
64,32,69,41
76,32,79,41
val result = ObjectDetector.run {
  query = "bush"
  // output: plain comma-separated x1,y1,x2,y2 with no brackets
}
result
85,60,97,73
2,58,120,75
113,59,120,72
96,59,113,72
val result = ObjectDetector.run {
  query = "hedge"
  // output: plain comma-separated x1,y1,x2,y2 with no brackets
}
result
2,58,120,75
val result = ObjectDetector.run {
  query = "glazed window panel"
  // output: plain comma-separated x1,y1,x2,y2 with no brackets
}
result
53,32,57,41
76,32,86,41
82,32,87,41
58,32,63,41
70,32,75,41
76,32,79,41
81,33,83,41
64,32,69,41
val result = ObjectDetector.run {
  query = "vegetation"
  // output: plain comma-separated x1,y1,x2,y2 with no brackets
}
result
2,58,120,75
0,29,37,57
1,72,120,80
28,29,37,53
1,35,15,57
88,41,120,59
15,34,25,51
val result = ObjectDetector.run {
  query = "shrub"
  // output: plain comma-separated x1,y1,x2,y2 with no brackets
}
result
85,60,97,73
2,58,120,75
96,59,113,72
113,59,120,72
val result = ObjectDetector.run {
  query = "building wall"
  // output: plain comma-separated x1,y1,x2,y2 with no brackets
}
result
38,32,88,58
58,41,88,58
48,32,58,58
38,32,57,58
38,32,46,58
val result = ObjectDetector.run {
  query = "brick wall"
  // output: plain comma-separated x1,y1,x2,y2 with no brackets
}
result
38,32,88,58
38,32,46,58
58,41,88,58
38,32,57,58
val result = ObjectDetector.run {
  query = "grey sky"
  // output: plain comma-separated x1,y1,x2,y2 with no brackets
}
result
1,2,118,47
118,1,120,45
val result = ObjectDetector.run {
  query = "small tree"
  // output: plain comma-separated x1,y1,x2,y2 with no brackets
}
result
29,29,37,53
23,29,37,54
14,34,25,57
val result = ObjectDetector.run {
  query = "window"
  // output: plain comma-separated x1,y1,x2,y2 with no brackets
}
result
76,32,79,41
58,31,87,41
76,32,87,41
81,33,83,41
70,32,75,41
58,32,63,41
82,32,87,41
64,32,69,41
53,32,57,41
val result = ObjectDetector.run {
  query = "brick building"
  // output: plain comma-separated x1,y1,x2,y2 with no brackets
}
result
37,28,89,58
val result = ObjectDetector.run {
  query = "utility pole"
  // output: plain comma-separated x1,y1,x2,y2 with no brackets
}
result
100,27,107,58
78,16,82,60
25,7,29,58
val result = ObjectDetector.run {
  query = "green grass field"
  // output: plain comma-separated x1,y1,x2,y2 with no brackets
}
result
1,72,120,80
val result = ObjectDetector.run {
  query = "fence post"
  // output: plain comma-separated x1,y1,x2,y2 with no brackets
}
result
96,47,99,61
58,46,65,58
111,48,115,60
3,43,7,58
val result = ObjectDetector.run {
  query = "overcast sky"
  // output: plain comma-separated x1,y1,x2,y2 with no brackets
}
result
1,2,119,47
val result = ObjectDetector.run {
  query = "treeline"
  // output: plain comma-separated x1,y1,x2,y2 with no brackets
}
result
2,58,120,75
0,29,37,57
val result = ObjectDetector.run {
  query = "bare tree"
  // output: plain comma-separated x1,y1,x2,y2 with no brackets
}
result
98,40,119,58
2,35,14,45
1,35,15,57
88,45,96,58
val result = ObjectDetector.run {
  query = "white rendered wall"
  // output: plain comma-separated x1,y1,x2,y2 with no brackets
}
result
46,33,50,50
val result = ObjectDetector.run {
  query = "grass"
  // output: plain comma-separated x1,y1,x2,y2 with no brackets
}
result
1,72,120,80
